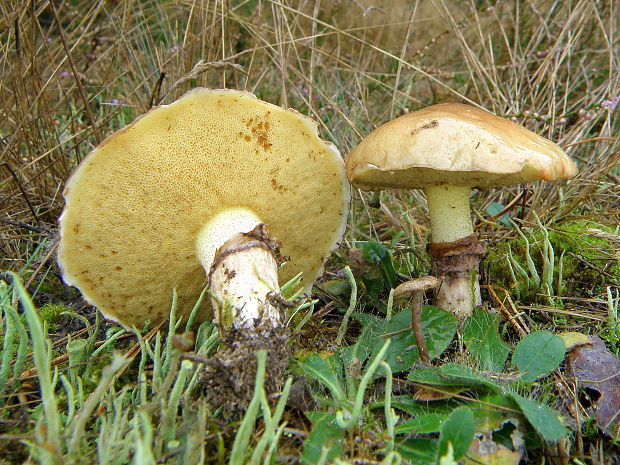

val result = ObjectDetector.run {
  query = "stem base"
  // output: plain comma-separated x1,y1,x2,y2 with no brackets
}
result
428,234,486,320
208,224,285,330
198,324,291,415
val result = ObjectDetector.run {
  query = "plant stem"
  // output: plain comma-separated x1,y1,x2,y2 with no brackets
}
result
410,293,430,365
336,266,357,345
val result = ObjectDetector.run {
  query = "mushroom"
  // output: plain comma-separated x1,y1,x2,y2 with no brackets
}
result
393,276,440,365
346,103,577,320
58,88,350,336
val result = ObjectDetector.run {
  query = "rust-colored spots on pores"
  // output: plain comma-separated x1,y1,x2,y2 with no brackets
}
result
271,178,287,192
244,115,273,152
269,168,287,192
238,131,252,142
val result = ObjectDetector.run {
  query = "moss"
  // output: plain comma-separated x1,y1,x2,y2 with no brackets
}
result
34,275,67,297
38,303,72,332
487,221,619,306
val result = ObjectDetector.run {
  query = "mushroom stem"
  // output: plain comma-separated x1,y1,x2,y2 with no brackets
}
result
410,291,430,365
196,208,285,331
394,276,440,366
424,185,483,320
425,184,473,243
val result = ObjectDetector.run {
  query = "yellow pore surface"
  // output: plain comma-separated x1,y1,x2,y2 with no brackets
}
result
58,89,349,328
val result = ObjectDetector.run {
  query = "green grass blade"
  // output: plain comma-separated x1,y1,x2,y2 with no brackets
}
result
10,272,62,461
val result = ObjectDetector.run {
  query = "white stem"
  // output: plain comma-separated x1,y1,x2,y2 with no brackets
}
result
424,185,481,320
196,208,283,330
425,185,473,243
435,275,479,321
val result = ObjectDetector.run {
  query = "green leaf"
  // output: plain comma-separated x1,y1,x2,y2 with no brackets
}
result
486,201,512,227
440,364,503,391
397,438,438,465
355,307,457,372
408,363,502,392
467,393,521,424
510,393,568,441
511,331,565,383
379,395,461,417
297,354,345,403
438,407,475,461
321,279,351,297
396,413,447,434
463,308,511,371
302,412,345,464
361,241,397,289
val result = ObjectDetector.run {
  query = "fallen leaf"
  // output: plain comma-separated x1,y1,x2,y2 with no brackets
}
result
566,335,620,436
557,331,593,352
465,420,523,465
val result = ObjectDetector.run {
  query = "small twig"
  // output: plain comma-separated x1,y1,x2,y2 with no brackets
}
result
396,377,522,415
48,1,100,142
0,162,41,225
180,353,211,364
409,292,430,365
15,333,134,381
487,190,528,221
0,218,49,234
311,301,336,320
607,172,620,184
483,284,529,337
13,17,19,55
149,72,166,109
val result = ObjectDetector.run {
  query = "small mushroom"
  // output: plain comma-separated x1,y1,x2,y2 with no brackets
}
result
346,103,577,320
394,276,440,365
58,88,350,335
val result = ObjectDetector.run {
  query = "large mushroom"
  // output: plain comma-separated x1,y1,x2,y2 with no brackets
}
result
58,88,350,337
345,103,577,320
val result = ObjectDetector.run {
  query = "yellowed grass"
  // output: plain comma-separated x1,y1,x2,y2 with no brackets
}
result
0,0,618,268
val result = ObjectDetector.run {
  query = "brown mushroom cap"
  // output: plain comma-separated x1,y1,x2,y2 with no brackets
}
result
346,103,578,190
393,276,441,300
58,88,350,328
